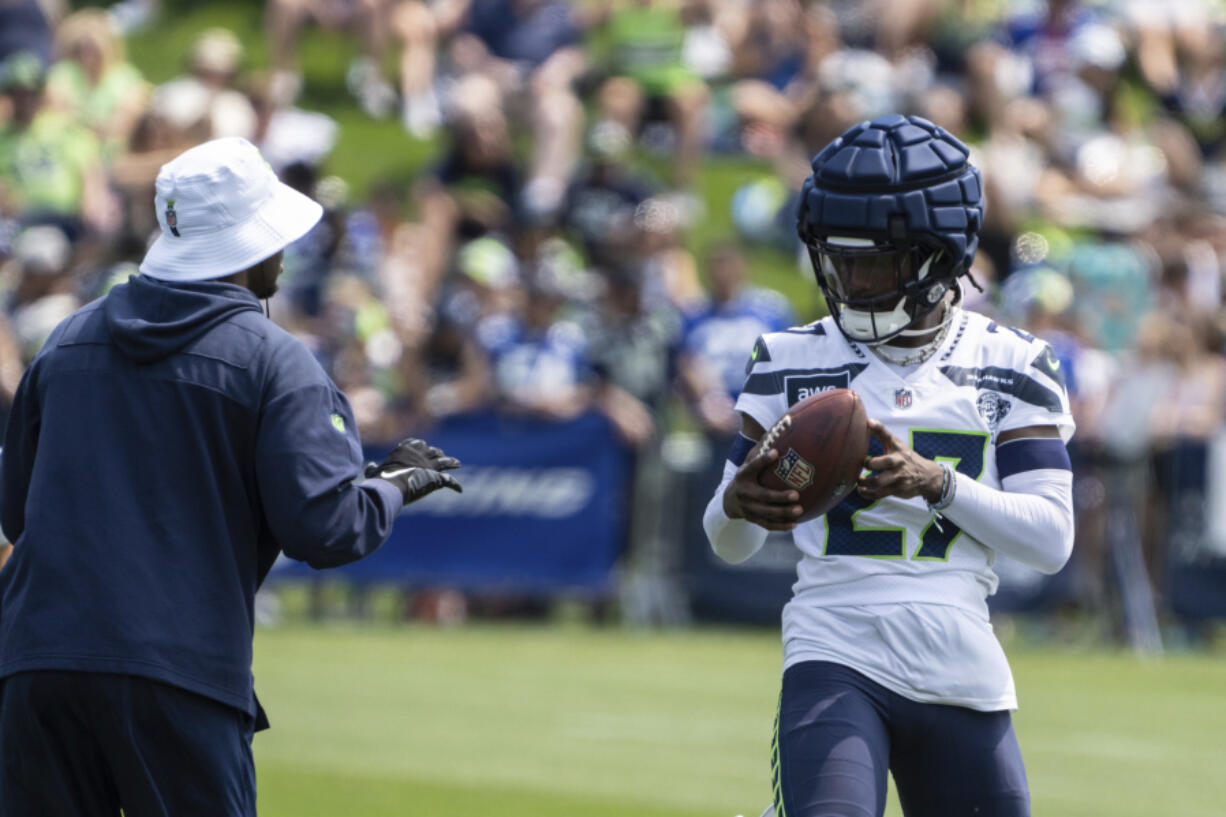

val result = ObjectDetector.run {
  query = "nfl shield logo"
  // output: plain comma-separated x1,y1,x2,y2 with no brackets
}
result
894,388,913,409
165,199,180,237
775,448,815,490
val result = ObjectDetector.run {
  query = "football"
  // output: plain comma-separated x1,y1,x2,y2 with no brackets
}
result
754,388,870,521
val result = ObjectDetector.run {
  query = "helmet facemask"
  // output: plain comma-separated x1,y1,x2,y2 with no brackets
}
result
809,234,961,341
807,235,957,345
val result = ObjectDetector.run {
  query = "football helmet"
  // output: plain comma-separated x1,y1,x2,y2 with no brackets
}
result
797,114,983,344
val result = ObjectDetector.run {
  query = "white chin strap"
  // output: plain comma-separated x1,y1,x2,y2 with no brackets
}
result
838,299,912,342
840,294,953,345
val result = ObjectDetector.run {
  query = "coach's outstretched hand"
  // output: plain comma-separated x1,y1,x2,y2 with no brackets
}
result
365,438,463,505
857,419,944,504
723,446,802,532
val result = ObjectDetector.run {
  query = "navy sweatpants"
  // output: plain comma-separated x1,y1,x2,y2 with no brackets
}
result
772,661,1030,817
0,671,255,816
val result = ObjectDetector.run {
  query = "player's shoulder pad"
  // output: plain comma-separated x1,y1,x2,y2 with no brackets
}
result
743,319,830,376
741,318,870,403
977,317,1067,390
938,311,1068,414
744,334,772,375
1027,339,1065,390
968,316,1045,367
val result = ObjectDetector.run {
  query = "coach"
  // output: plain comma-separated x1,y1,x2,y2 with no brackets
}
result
0,137,459,815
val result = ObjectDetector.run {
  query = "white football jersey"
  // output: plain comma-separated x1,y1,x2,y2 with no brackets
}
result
735,308,1074,710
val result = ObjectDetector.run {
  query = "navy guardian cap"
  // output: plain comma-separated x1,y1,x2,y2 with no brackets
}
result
797,114,984,344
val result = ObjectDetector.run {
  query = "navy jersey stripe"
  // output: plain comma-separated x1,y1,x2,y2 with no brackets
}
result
996,437,1071,478
728,433,756,466
744,336,772,376
940,365,1063,413
742,364,870,396
782,324,826,335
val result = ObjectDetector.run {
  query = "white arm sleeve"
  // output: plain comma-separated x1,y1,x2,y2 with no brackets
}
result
941,469,1075,574
703,461,769,564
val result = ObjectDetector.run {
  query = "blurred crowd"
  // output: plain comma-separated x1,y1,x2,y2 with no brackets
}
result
4,0,1226,637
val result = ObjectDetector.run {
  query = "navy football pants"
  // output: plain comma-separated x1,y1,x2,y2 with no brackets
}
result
772,661,1030,817
0,671,255,816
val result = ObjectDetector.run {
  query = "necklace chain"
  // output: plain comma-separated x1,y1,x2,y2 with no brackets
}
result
868,305,953,367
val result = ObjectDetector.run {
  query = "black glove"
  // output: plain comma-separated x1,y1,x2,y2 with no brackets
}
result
364,438,462,504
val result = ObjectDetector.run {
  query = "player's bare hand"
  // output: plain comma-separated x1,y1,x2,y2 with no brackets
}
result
724,447,802,531
857,419,944,503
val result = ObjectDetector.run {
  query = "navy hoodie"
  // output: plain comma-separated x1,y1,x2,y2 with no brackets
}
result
0,275,403,724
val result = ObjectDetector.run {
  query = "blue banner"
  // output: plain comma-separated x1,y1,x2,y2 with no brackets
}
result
270,411,631,592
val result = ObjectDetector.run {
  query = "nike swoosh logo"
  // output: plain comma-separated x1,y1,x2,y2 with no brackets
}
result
377,467,418,479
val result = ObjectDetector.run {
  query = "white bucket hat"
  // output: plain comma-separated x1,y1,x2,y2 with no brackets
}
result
140,137,323,282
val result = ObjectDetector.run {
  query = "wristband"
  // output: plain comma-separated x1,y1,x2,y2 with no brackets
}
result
928,462,957,512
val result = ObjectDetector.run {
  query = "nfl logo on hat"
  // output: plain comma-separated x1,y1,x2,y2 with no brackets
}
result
140,137,322,282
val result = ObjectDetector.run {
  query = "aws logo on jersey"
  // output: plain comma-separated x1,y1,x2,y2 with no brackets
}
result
785,371,851,404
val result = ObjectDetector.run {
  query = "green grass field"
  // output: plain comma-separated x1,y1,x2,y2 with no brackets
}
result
252,623,1226,817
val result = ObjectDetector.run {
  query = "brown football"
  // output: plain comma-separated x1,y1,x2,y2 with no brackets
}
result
754,388,869,521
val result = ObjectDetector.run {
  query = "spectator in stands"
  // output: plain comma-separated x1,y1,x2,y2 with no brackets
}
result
421,73,521,241
0,300,20,427
320,272,410,442
596,0,710,186
266,0,395,116
1142,18,1226,194
149,28,258,141
680,241,794,408
45,9,149,161
273,163,347,324
387,0,447,138
582,259,687,621
446,0,587,216
248,76,339,175
108,105,189,242
583,261,680,447
480,255,591,422
5,224,81,365
723,0,825,158
0,51,115,243
632,192,705,311
997,0,1111,96
563,120,658,263
351,180,455,358
0,0,54,68
417,235,517,421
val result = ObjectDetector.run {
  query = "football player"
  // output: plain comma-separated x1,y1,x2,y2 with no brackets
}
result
704,115,1074,817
